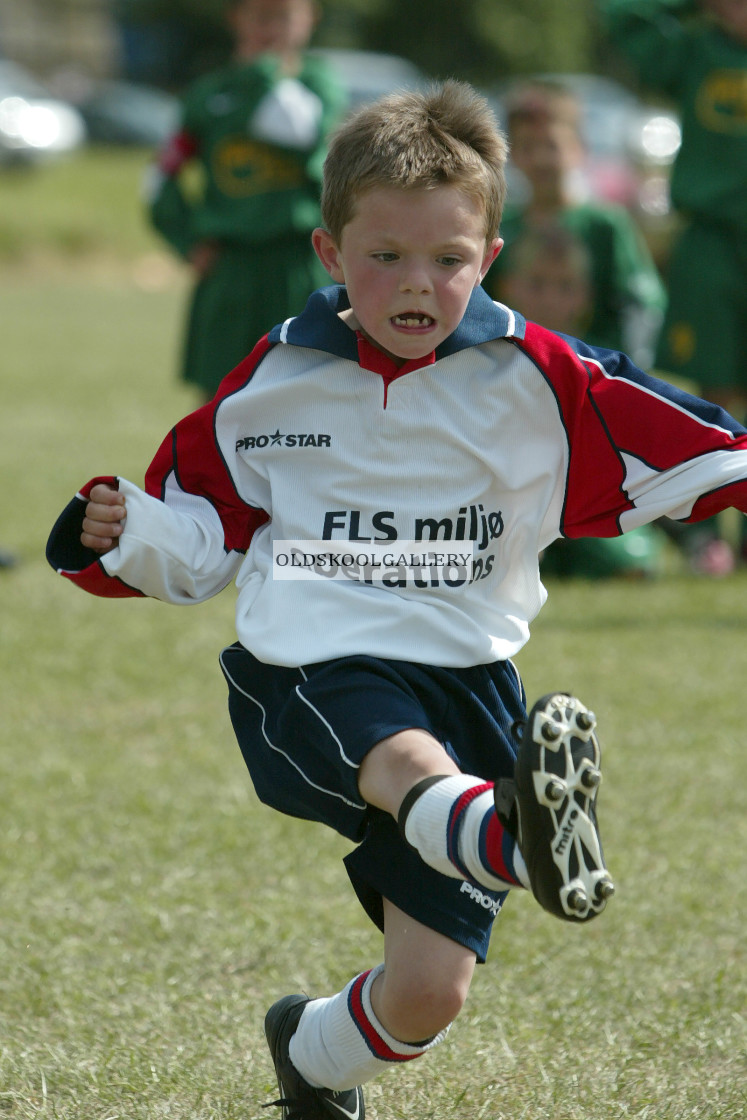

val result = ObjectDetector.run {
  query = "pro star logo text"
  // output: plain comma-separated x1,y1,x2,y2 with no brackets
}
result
236,429,331,451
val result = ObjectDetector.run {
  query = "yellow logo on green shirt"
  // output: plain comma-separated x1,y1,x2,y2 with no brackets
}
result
212,137,305,197
696,70,747,134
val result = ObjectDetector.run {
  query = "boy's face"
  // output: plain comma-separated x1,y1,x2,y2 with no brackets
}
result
704,0,747,43
502,256,591,335
313,185,501,366
509,120,583,202
229,0,317,60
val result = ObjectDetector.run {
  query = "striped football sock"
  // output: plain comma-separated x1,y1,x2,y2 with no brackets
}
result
288,966,448,1091
398,774,529,892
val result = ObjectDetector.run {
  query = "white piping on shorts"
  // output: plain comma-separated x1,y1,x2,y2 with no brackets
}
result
220,651,366,812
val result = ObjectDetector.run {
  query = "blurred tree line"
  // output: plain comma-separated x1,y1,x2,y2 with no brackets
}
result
112,0,611,91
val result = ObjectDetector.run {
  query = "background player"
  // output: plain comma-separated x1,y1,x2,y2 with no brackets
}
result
484,77,666,370
146,0,346,400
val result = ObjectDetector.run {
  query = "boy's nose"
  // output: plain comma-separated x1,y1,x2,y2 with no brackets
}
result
399,264,433,294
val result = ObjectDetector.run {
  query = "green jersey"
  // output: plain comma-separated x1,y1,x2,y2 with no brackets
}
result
149,52,346,256
486,201,666,355
146,52,345,396
599,0,747,230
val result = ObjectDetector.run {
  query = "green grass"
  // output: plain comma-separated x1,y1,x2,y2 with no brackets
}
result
1,151,746,1119
0,148,160,263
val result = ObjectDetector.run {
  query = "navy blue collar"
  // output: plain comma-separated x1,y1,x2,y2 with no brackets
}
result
268,284,525,363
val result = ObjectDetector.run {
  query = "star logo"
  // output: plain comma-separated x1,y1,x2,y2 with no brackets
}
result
270,429,284,445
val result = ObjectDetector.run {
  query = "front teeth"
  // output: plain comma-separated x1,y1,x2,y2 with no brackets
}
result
394,315,432,327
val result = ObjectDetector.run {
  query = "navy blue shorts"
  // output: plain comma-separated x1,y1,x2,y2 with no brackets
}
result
219,646,526,962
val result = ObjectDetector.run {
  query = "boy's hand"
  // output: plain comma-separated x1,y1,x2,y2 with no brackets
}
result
189,239,221,277
81,483,126,554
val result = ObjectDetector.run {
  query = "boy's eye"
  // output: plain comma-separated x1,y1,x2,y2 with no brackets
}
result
372,252,399,263
438,255,461,267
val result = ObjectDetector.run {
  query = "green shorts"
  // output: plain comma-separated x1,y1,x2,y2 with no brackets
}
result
181,233,328,397
655,220,747,394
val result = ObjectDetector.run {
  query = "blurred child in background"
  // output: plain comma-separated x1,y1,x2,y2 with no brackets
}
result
146,0,346,400
485,78,666,370
497,224,593,336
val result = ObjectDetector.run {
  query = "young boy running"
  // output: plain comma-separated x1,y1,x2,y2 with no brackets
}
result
47,82,747,1119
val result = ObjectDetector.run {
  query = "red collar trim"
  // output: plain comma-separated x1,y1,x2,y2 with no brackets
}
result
356,333,436,384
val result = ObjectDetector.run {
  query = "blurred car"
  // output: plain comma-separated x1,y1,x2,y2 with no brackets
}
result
487,73,681,226
74,80,179,147
0,59,86,165
309,48,429,112
76,53,423,146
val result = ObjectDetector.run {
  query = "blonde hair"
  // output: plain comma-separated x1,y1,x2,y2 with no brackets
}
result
320,80,508,243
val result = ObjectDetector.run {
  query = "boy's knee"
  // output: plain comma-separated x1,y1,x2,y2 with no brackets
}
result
358,727,460,817
376,967,470,1042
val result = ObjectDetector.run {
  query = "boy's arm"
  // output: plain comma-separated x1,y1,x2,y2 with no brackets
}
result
518,326,747,538
47,391,270,602
570,341,747,532
46,475,248,602
597,0,697,93
145,127,200,260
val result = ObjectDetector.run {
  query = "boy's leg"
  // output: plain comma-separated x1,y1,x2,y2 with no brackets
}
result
268,899,472,1108
371,898,476,1043
359,694,614,922
358,727,528,893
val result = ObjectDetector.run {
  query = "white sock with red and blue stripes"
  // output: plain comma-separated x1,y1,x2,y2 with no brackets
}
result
288,966,448,1091
399,774,530,892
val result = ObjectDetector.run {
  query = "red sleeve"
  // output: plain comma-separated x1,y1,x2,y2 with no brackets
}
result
156,128,199,176
144,338,273,552
516,323,747,537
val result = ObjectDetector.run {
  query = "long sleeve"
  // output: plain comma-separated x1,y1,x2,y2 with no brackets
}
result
146,128,200,259
46,372,271,601
518,323,747,538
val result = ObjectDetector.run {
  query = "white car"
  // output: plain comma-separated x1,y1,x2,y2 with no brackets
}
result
0,59,86,164
308,48,428,113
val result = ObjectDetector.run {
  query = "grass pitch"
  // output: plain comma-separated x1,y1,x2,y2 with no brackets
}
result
1,150,745,1119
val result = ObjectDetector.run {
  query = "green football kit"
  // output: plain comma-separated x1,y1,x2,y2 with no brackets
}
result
600,0,747,392
148,51,346,395
485,201,666,362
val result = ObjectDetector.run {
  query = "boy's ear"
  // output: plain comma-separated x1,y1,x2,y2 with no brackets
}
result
312,227,345,282
478,237,503,283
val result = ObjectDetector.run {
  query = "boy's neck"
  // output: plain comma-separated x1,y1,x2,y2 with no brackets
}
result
338,306,425,371
339,308,408,368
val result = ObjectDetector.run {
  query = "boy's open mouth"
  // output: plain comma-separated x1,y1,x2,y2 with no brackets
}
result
392,313,434,328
